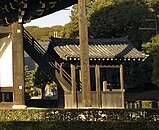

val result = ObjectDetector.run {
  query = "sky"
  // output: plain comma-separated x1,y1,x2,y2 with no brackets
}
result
24,7,72,27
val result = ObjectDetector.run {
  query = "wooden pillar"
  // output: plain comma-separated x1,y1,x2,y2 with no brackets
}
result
12,23,26,109
120,64,124,108
78,0,91,107
71,64,77,108
95,64,101,108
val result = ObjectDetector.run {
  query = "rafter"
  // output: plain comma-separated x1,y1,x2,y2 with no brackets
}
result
0,0,78,25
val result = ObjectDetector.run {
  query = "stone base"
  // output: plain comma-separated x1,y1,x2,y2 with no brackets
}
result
12,105,27,109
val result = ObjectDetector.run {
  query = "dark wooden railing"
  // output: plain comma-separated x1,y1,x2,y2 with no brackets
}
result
23,29,72,92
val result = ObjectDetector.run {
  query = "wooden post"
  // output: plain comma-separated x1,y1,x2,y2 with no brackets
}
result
103,81,108,91
95,64,101,108
12,23,26,109
71,64,77,108
78,0,91,107
120,64,124,108
79,69,82,91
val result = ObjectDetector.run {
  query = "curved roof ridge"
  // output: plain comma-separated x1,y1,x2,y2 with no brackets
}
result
50,36,129,46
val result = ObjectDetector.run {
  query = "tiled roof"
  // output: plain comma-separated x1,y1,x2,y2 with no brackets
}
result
49,37,148,61
0,0,77,25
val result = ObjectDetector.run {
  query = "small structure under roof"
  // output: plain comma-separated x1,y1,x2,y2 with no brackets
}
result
47,37,148,109
49,37,148,62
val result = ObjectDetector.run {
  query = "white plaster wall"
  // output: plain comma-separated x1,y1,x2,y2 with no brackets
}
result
0,41,13,87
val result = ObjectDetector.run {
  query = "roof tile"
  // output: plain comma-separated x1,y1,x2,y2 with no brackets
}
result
50,37,148,61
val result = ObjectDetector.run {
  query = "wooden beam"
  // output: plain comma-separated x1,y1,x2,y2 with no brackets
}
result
77,65,120,69
0,26,12,33
60,63,63,77
78,0,91,107
95,64,101,108
12,23,26,107
55,71,71,93
0,87,13,92
71,64,77,108
120,64,124,108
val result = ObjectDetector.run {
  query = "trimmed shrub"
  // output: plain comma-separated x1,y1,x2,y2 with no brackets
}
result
0,109,159,122
0,109,159,129
0,121,158,130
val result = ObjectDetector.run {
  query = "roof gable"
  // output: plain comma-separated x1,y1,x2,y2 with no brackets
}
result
49,37,148,62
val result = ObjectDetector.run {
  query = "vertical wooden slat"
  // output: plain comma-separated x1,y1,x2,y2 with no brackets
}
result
79,69,82,85
120,64,124,108
78,0,91,107
71,64,77,108
95,64,101,108
103,81,108,91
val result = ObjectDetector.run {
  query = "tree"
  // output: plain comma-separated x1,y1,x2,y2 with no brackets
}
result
143,35,159,87
24,66,35,98
59,0,97,38
25,25,63,41
59,22,79,38
24,66,34,88
89,0,155,49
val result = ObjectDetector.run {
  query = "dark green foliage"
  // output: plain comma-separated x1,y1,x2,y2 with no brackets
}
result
0,121,158,130
143,35,159,87
152,54,159,87
89,0,154,48
33,67,53,98
33,67,52,90
142,35,159,54
24,66,35,99
24,66,34,88
59,22,79,38
124,58,155,90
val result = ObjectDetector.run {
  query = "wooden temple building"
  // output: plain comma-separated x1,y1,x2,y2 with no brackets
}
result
46,37,148,108
0,0,78,109
0,0,148,109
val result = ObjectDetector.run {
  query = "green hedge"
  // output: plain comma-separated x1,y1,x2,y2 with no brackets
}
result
0,109,159,129
0,121,158,130
0,109,159,122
